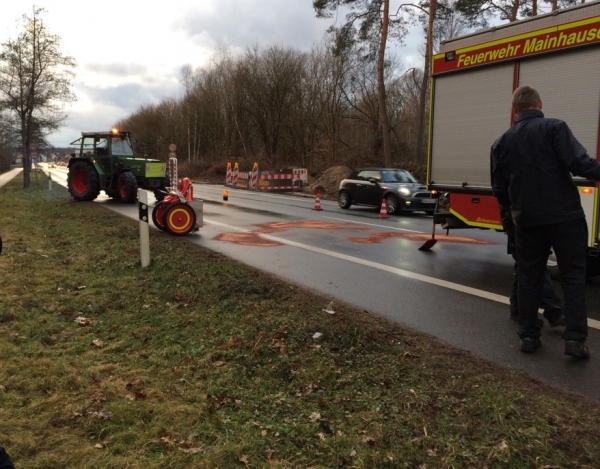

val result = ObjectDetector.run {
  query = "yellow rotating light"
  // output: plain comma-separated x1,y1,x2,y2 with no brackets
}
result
111,128,119,135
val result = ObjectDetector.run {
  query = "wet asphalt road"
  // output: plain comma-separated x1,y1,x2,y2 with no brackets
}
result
20,167,600,401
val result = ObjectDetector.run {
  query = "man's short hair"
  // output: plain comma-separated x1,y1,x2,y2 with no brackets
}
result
512,85,541,113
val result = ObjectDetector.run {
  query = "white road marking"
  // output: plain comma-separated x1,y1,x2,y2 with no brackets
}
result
205,218,600,331
324,216,423,233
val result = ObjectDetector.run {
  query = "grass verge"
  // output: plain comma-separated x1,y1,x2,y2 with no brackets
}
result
1,174,599,469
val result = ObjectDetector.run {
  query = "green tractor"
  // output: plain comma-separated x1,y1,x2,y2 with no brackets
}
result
67,129,169,203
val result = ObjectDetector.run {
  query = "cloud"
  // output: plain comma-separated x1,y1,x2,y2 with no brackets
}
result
84,63,148,77
178,0,329,52
78,81,180,112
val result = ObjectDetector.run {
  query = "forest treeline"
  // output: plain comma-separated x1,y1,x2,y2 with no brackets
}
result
116,43,425,175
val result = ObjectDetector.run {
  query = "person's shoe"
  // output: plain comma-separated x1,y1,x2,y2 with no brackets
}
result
520,337,541,353
565,340,590,359
544,310,565,328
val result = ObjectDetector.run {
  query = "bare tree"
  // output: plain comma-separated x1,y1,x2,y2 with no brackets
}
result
314,0,408,167
0,7,76,188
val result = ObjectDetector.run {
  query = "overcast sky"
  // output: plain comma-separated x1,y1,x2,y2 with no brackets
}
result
0,1,424,149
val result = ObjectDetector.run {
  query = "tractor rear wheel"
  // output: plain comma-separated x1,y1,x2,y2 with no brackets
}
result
151,201,167,231
68,162,101,201
118,172,138,203
163,202,196,236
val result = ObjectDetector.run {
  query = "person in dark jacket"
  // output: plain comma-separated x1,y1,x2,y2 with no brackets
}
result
491,85,600,358
0,446,14,469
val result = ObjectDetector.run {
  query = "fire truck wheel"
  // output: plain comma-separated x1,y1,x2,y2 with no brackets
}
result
586,253,600,279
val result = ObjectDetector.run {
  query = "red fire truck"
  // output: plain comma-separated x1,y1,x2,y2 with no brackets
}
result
426,2,600,275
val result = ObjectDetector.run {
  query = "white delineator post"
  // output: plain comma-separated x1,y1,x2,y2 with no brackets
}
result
138,189,151,268
48,173,52,191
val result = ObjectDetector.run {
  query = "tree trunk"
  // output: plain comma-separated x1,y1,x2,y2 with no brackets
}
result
510,0,520,21
416,0,437,166
378,0,392,167
21,133,30,188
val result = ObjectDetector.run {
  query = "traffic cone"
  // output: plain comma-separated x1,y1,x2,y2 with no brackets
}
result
313,193,323,211
379,199,388,218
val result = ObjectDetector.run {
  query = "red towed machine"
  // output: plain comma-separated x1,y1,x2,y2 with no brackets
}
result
151,157,203,236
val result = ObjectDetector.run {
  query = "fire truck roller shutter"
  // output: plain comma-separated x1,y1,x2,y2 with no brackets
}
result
430,63,514,190
518,47,600,161
519,46,600,249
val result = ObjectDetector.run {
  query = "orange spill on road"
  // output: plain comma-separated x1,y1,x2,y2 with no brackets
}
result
214,220,493,247
255,220,368,233
215,232,282,246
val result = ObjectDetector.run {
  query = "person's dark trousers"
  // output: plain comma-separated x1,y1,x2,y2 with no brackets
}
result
510,260,562,317
515,218,588,342
0,446,14,469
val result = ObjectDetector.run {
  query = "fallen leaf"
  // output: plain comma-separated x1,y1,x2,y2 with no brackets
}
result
263,449,274,460
75,316,93,326
92,339,105,348
350,450,357,457
181,447,203,454
77,285,86,290
496,440,509,452
134,391,147,400
362,436,375,445
239,454,249,464
89,410,113,420
94,438,110,449
309,412,321,422
0,385,6,392
213,361,225,367
219,338,243,349
173,292,187,301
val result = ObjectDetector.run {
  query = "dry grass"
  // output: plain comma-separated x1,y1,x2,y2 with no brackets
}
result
1,173,600,468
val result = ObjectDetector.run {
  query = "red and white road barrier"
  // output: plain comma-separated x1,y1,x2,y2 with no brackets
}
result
226,162,232,186
232,162,239,186
293,168,308,185
227,163,307,191
250,163,259,190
